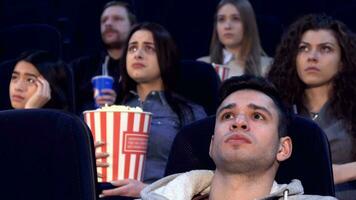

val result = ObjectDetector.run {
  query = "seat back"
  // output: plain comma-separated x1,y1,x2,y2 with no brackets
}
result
0,59,16,110
165,115,335,196
276,115,335,196
176,60,221,115
61,62,76,113
0,109,98,200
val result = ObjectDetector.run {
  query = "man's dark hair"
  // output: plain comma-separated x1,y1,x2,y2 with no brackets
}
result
218,75,289,138
102,1,137,25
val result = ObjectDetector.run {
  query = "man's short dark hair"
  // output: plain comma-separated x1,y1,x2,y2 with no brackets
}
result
218,75,290,138
102,1,137,25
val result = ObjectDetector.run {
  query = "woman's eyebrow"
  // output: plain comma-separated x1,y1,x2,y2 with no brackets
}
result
24,73,38,78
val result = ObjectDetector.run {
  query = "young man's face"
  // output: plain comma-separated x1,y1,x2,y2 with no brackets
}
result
100,5,131,49
210,89,286,173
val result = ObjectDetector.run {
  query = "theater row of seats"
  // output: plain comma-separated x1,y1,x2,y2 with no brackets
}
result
0,104,335,199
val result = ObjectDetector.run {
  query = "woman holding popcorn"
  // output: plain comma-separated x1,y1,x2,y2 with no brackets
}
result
96,22,206,198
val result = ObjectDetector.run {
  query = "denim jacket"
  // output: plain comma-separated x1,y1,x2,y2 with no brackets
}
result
123,91,206,183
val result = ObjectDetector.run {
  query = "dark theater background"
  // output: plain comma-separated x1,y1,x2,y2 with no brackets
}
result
1,1,355,199
0,0,355,62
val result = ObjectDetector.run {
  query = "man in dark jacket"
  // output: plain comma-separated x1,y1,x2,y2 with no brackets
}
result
71,1,136,114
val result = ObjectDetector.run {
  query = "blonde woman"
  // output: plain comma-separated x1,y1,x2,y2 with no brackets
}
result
198,0,272,77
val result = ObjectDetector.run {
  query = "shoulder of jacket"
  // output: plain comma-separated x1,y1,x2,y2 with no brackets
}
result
197,56,211,63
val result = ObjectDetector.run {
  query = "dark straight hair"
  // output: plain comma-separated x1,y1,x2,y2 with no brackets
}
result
15,50,69,111
118,22,197,126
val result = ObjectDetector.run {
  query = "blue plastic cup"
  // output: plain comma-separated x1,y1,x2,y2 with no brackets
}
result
91,75,114,107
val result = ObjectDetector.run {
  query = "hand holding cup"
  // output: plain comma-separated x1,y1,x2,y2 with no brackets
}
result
94,89,117,107
92,75,115,108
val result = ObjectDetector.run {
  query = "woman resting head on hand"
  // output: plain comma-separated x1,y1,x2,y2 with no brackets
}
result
9,50,69,110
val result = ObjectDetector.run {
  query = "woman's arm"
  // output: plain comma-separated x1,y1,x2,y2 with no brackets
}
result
333,162,356,184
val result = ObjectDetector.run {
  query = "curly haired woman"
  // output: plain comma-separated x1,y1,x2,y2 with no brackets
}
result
268,14,356,200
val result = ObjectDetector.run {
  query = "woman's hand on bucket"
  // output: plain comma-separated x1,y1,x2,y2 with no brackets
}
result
100,179,147,198
95,141,110,168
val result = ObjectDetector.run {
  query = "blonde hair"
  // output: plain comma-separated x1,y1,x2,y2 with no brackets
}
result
210,0,266,75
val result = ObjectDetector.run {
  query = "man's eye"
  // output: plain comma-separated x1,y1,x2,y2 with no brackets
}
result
101,17,107,23
221,112,234,120
252,113,264,120
113,16,124,22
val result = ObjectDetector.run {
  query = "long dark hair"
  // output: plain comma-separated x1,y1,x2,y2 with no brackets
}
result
210,0,266,75
118,22,195,125
267,14,356,136
16,50,69,111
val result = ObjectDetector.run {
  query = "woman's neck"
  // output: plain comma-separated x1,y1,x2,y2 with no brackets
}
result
226,44,241,55
136,80,164,101
225,46,244,65
304,84,332,113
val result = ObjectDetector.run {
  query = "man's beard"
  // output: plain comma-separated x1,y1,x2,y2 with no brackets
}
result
219,154,276,175
212,143,279,175
102,29,126,50
103,40,125,50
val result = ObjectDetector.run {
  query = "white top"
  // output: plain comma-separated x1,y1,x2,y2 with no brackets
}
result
197,49,273,78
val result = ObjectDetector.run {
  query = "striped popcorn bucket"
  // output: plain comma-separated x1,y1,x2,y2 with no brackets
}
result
212,63,230,81
83,109,152,182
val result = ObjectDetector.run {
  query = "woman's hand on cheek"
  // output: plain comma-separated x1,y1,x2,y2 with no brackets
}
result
25,76,51,109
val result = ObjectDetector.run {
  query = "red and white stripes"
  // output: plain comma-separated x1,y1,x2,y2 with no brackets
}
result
212,63,230,81
84,110,151,182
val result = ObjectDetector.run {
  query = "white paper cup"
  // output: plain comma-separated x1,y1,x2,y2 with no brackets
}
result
83,109,152,182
